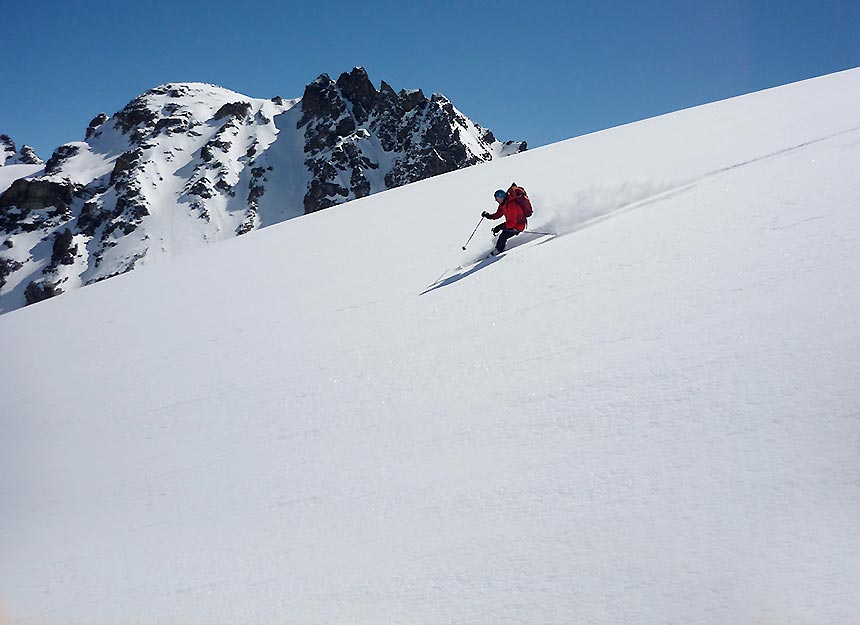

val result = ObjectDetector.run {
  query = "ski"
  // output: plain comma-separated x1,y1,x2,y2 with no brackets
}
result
423,232,556,293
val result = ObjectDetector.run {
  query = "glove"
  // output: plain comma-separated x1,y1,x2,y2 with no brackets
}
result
481,211,491,219
492,224,503,234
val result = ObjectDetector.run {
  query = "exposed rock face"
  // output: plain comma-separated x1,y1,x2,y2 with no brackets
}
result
86,113,109,139
0,179,74,212
50,228,77,268
113,94,159,142
16,145,43,165
0,179,76,234
24,279,63,305
45,144,81,174
214,102,252,120
0,256,23,290
0,134,13,158
1,134,44,166
0,70,525,313
298,67,526,213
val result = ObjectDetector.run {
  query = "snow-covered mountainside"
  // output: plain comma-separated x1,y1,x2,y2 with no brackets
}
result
0,68,525,313
2,68,859,625
0,137,44,295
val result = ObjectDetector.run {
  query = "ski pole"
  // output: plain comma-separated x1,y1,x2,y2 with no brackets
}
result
523,229,554,236
461,216,484,250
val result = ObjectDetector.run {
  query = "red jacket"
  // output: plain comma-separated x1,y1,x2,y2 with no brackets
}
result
488,185,528,231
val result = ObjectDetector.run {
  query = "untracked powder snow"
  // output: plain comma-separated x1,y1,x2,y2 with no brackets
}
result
1,69,859,625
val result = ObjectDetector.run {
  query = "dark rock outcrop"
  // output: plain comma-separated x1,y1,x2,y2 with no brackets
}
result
1,134,44,165
50,228,77,268
297,68,525,213
0,178,75,212
336,67,377,123
0,134,14,153
113,94,159,142
17,145,43,165
45,145,81,174
86,113,109,139
0,256,23,290
24,280,63,305
110,149,142,185
214,102,251,121
153,116,191,135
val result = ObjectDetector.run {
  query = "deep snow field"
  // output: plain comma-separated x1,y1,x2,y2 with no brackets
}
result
2,69,860,625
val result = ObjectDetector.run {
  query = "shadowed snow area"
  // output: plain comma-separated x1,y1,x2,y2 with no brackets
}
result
2,69,860,625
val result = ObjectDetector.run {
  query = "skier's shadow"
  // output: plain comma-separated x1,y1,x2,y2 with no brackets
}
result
420,255,502,295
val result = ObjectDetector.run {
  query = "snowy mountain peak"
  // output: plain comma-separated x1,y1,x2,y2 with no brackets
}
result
0,69,524,314
297,67,525,212
0,134,43,166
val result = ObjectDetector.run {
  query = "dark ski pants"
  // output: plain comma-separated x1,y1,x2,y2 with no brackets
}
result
496,228,520,253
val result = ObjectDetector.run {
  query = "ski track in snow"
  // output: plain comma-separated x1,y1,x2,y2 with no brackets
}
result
430,123,860,294
2,69,860,625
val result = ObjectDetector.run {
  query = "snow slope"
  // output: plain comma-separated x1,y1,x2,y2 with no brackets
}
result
0,164,43,196
2,69,860,625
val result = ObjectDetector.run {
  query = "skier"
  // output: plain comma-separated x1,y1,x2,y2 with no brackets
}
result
481,183,532,255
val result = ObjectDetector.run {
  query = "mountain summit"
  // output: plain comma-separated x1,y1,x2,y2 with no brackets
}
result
0,134,43,166
298,68,524,212
0,68,525,313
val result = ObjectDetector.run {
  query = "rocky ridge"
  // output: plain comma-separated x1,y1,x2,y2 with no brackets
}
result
0,135,44,166
298,68,525,212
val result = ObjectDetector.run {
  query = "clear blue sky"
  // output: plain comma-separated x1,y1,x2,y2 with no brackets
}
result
2,0,858,159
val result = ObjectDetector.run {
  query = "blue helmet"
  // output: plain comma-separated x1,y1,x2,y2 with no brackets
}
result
494,189,507,200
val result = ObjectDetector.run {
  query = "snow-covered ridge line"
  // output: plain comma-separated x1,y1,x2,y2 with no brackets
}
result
0,68,526,314
0,134,43,167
